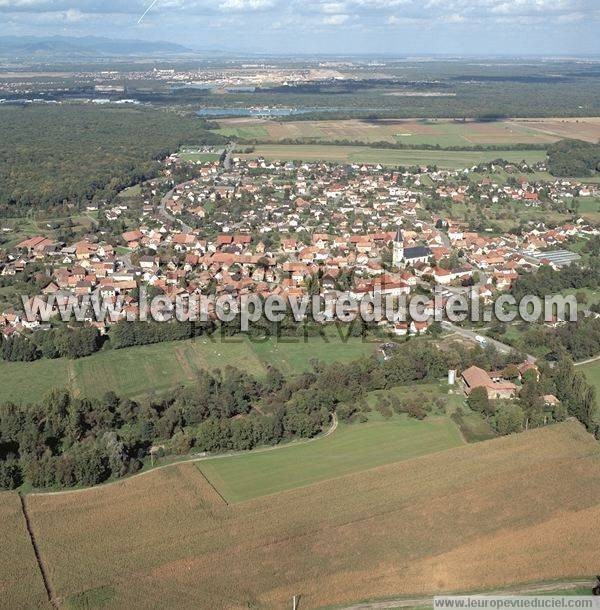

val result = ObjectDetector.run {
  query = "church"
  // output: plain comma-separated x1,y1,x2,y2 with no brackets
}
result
392,226,432,267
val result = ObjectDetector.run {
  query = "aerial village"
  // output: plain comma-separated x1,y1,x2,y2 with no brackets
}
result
1,151,598,360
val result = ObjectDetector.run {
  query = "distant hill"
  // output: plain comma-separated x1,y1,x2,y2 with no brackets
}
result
0,35,194,58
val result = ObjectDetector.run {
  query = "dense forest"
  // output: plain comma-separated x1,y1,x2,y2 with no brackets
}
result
0,105,226,213
0,338,597,491
189,78,600,120
547,139,600,177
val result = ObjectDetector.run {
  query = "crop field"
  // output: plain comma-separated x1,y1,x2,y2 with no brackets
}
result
199,412,464,502
513,118,600,144
238,144,547,168
0,493,48,609
23,421,600,609
219,117,600,146
0,333,378,404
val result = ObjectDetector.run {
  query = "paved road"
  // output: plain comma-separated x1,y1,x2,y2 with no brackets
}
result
442,321,536,363
156,142,235,232
338,580,595,609
439,230,451,248
222,141,235,170
158,181,195,233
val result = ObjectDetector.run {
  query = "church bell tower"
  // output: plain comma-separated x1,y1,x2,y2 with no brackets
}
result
392,225,404,267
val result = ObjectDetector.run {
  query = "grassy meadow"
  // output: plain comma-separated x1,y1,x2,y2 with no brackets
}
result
0,212,97,252
579,359,600,396
178,148,222,162
0,333,379,404
237,144,547,169
199,412,464,502
22,421,600,610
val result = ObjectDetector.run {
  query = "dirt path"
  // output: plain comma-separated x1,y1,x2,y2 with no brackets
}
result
18,492,60,608
28,413,338,498
574,354,600,366
337,580,595,609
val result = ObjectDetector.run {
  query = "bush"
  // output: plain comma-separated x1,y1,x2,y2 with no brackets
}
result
494,403,525,435
0,457,22,489
337,403,357,422
405,403,427,420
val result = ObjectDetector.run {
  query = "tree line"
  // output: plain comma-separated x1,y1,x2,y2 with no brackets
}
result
235,137,548,153
511,261,600,302
3,335,595,491
0,341,470,490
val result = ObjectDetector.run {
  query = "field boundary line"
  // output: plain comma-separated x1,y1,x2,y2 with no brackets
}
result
18,492,60,608
196,467,230,506
27,414,338,498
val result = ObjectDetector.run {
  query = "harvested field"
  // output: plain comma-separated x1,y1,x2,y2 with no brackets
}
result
26,421,600,609
512,118,600,144
0,492,49,609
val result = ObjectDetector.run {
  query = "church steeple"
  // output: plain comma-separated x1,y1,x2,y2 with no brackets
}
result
394,225,403,244
393,224,404,267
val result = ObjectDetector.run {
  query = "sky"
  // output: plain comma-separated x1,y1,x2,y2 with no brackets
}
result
1,0,600,56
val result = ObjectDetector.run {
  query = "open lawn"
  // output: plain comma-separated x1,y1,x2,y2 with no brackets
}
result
248,332,379,374
0,492,49,609
179,147,222,162
24,421,600,609
0,334,378,404
238,144,546,169
199,413,464,502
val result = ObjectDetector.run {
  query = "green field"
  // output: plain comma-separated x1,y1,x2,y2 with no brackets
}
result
199,412,464,502
239,144,547,169
579,359,600,396
118,183,142,198
179,147,222,162
0,333,379,404
0,213,96,251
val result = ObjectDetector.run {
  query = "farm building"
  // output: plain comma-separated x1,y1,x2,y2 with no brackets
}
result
462,365,517,400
